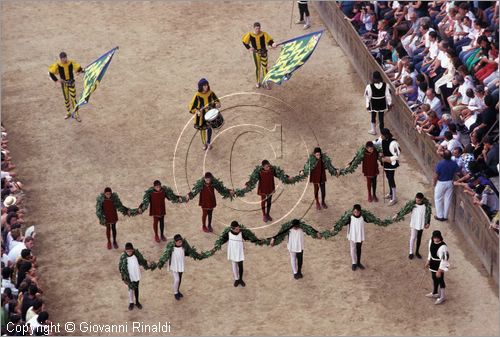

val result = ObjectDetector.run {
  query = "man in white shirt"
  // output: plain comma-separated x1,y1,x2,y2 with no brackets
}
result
424,88,442,117
7,236,34,265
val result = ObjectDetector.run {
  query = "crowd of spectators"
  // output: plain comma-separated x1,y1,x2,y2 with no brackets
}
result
1,124,52,336
340,0,499,225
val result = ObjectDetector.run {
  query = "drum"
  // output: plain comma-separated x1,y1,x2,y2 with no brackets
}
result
205,109,225,129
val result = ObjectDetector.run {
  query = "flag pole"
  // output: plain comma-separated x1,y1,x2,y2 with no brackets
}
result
289,0,294,29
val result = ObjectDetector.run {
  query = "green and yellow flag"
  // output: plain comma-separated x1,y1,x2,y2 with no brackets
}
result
72,47,118,115
263,31,323,85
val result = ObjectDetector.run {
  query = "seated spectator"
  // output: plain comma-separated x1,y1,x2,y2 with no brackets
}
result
396,75,418,104
473,41,498,83
477,136,499,178
344,4,363,30
473,185,499,219
448,68,475,108
423,88,443,117
417,109,440,136
412,102,430,126
359,4,377,36
430,114,454,142
469,93,498,133
437,131,463,156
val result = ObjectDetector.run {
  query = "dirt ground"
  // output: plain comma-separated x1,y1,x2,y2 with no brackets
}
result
1,1,498,336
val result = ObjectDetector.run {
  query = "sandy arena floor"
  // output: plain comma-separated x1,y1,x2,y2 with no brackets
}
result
1,1,498,335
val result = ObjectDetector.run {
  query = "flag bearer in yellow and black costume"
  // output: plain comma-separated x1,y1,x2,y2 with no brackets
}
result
242,22,277,88
48,52,85,122
189,78,221,151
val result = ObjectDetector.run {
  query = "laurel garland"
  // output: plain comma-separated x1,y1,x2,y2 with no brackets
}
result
268,219,320,246
392,197,433,224
235,165,306,197
156,239,211,270
98,144,389,219
96,192,134,225
212,225,266,253
118,249,153,289
188,176,234,200
139,186,186,214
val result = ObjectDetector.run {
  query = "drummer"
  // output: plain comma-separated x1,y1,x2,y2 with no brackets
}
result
189,78,221,150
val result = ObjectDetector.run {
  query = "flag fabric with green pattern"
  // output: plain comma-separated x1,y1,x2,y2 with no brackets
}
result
72,47,118,115
263,31,323,85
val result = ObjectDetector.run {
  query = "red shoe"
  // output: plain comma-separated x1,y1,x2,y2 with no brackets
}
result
154,235,161,243
107,241,112,250
316,202,321,210
267,215,273,221
202,225,209,233
373,195,379,202
263,215,268,223
368,195,373,202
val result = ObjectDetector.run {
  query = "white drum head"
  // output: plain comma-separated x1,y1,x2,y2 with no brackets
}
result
205,109,219,121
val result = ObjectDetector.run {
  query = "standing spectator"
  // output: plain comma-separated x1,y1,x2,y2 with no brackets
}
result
433,150,460,221
296,0,311,29
365,71,393,135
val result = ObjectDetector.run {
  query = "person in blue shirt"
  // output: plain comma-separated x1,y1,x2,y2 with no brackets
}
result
433,150,460,221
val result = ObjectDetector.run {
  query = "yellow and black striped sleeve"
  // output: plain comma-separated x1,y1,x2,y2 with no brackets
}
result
242,32,252,49
71,61,83,73
48,62,59,81
189,93,201,114
264,32,274,47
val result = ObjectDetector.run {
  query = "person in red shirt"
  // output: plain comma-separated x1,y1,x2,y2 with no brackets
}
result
148,180,167,243
198,172,217,233
362,141,380,202
258,160,278,222
309,147,328,210
98,187,132,250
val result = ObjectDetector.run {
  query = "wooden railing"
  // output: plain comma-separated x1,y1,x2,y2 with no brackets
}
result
313,0,498,285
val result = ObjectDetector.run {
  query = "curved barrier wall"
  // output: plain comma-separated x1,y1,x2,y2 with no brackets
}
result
313,1,498,285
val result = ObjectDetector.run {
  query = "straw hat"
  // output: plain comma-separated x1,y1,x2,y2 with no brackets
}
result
3,196,17,207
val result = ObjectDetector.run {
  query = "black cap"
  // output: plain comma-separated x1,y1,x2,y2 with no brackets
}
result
431,230,443,241
230,221,240,228
253,22,261,27
104,187,112,193
173,234,183,241
292,219,301,227
59,52,67,59
125,242,134,250
153,180,161,186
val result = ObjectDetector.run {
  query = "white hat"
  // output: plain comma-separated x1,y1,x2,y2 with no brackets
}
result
24,225,35,239
3,196,17,207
